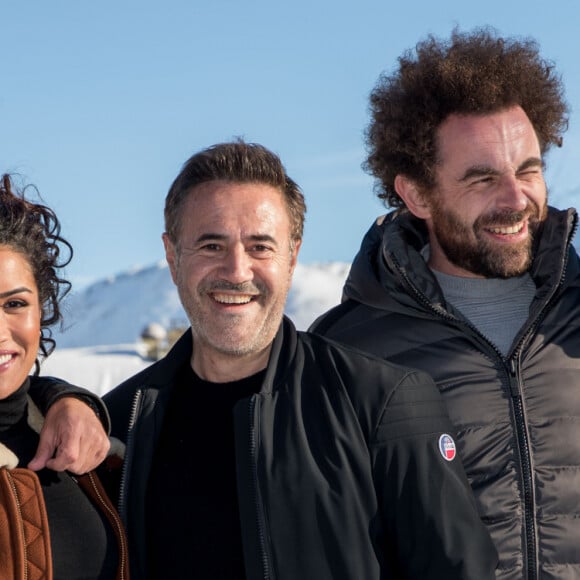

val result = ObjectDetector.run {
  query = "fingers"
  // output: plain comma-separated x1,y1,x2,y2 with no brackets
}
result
28,438,55,471
29,396,111,474
46,436,110,473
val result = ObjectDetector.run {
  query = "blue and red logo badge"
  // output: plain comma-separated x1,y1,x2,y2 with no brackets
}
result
438,434,457,462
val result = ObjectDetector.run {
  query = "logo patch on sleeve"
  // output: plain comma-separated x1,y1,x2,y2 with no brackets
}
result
438,434,456,461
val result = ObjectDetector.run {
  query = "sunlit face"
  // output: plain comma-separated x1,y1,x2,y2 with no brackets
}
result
0,246,41,399
417,106,547,278
163,181,300,379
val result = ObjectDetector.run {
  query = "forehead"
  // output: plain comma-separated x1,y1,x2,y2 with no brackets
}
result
178,181,290,238
435,106,541,167
0,246,35,284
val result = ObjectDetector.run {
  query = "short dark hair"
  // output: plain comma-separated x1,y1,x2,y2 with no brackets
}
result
365,27,569,208
0,175,72,367
164,140,306,245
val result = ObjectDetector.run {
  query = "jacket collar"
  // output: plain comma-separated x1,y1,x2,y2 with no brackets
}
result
344,206,579,312
0,397,45,469
260,316,298,395
148,316,299,396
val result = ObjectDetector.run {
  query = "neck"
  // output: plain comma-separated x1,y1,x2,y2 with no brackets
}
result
191,346,271,383
0,379,30,432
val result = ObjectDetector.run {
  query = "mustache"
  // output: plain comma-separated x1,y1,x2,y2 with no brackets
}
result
201,280,264,294
475,203,543,228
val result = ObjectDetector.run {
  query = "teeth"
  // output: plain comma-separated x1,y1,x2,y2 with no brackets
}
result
0,354,12,365
213,293,253,305
488,223,524,235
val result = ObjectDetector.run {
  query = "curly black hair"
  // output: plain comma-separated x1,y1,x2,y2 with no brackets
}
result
365,27,569,208
0,174,72,371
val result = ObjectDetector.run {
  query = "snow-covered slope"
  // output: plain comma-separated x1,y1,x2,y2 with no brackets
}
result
55,260,350,348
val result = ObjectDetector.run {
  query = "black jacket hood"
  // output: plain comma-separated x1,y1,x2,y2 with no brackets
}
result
343,206,580,316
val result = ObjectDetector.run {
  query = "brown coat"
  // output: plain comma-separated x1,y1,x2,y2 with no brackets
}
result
0,399,129,580
0,464,53,580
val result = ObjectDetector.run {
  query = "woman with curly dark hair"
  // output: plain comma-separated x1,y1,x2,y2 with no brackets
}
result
0,174,129,579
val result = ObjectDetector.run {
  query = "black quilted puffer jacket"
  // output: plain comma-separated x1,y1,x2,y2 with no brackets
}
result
311,206,580,580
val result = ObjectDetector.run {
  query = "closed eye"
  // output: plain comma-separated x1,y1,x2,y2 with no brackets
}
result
518,168,542,179
460,166,498,186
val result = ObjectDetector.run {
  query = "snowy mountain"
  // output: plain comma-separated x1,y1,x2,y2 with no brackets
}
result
54,260,350,348
41,261,351,394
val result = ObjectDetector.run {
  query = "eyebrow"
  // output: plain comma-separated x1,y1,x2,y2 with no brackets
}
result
0,287,33,299
459,157,543,182
195,233,278,245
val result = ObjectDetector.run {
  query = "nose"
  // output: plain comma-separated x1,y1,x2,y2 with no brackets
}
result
220,244,253,283
496,175,529,212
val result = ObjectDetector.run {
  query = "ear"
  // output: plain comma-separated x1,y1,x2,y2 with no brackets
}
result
289,239,302,272
394,175,432,220
162,233,179,285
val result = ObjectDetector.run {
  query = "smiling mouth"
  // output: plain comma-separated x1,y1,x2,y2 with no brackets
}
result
486,222,525,235
0,353,14,365
211,293,256,305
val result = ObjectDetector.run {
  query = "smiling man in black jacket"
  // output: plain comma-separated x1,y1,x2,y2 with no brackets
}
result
311,28,579,580
103,140,497,579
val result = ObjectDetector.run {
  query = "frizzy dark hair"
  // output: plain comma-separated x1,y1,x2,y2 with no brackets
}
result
164,140,306,246
364,27,569,208
0,174,72,370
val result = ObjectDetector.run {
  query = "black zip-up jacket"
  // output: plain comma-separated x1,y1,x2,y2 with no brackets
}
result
104,316,497,579
310,207,580,580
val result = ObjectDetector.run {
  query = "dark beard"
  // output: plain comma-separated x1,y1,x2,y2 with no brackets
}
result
430,204,545,278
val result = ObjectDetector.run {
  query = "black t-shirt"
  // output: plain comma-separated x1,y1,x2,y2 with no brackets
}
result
145,362,264,579
0,380,118,580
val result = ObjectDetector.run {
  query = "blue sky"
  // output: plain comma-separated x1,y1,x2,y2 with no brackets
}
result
3,0,580,289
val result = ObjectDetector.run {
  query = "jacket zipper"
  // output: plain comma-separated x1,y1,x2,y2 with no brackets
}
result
117,388,143,523
503,230,574,579
84,471,129,580
389,223,575,580
396,252,539,577
248,396,272,580
507,358,537,579
6,470,29,580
